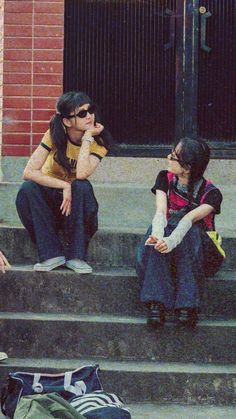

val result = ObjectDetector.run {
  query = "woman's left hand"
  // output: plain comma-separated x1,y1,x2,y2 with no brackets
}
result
60,184,72,216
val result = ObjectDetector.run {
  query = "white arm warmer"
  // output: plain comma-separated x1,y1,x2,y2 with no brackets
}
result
151,210,167,239
163,218,192,253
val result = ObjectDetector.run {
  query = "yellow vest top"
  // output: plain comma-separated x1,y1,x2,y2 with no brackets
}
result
41,129,108,182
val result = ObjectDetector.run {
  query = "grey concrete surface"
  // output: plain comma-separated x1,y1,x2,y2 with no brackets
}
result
0,226,235,270
0,156,235,235
0,312,236,362
1,156,236,185
0,266,235,318
0,181,235,237
0,403,235,419
128,403,236,418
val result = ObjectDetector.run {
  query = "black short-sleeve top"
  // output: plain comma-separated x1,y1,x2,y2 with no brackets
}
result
151,170,223,230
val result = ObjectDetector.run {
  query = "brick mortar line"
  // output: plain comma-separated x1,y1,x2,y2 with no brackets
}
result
0,0,4,166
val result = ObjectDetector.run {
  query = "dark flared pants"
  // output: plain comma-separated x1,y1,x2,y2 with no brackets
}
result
15,179,98,262
137,224,205,310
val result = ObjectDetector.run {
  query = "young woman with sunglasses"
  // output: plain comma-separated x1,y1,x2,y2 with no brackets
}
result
16,91,112,273
136,137,223,328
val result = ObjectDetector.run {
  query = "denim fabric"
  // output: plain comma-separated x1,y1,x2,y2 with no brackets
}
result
137,223,205,310
16,179,98,262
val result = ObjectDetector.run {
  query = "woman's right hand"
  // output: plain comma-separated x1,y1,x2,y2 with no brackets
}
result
60,183,72,216
0,251,11,273
145,235,158,245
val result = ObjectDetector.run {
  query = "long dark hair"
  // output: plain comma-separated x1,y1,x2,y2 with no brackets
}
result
49,91,113,173
174,137,210,204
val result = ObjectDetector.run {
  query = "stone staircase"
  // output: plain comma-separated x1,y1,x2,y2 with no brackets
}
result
0,156,236,417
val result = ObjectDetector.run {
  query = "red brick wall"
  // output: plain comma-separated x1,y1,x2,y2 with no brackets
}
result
2,0,64,156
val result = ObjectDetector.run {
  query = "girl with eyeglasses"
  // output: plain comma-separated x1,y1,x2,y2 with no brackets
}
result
136,137,223,328
16,91,113,273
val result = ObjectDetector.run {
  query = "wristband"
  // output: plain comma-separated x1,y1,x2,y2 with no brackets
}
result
151,210,167,239
82,134,94,143
163,218,192,253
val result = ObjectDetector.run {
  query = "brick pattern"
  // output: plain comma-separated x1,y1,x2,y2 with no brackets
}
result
0,2,4,159
2,0,64,157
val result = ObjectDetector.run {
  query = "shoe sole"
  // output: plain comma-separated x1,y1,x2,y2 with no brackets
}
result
34,260,65,272
65,263,92,274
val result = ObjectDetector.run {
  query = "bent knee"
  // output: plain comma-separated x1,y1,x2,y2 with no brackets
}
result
16,180,40,200
71,179,93,193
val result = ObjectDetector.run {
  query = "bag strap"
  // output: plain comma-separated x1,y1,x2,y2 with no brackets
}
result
1,381,8,415
64,371,87,396
31,372,86,396
32,373,44,393
167,172,204,203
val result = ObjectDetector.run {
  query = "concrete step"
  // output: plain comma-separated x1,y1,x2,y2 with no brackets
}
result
0,312,236,363
0,404,235,419
1,156,235,185
1,404,236,419
128,403,236,419
0,226,235,269
1,266,236,319
0,181,235,237
0,358,236,405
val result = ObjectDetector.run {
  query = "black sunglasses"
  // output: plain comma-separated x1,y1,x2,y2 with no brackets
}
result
68,104,96,119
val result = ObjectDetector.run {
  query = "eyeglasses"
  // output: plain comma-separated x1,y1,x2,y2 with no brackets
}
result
169,152,180,162
68,104,96,119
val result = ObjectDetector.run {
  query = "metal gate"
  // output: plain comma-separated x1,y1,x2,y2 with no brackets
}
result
197,0,236,143
64,0,236,157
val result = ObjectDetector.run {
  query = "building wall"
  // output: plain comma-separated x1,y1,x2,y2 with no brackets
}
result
0,1,4,159
2,0,64,157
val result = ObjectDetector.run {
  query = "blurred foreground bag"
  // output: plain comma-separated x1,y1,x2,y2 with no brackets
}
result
1,365,102,419
70,391,131,418
13,393,85,419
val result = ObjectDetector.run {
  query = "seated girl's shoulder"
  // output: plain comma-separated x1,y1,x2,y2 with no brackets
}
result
204,178,222,194
91,140,108,158
40,129,54,151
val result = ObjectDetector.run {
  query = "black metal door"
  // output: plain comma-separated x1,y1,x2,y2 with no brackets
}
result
64,0,177,151
64,0,236,156
197,1,236,144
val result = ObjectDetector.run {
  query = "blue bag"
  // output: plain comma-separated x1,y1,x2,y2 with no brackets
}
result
1,364,102,419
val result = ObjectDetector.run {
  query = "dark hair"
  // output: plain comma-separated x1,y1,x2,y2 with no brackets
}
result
49,91,113,173
174,137,210,204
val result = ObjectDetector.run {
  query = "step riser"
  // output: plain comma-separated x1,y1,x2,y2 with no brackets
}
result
0,181,233,234
0,228,235,269
0,183,154,229
0,366,235,404
99,370,236,405
0,271,236,318
1,320,236,363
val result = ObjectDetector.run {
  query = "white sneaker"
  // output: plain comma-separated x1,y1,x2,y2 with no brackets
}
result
0,352,8,361
34,256,66,272
66,259,93,274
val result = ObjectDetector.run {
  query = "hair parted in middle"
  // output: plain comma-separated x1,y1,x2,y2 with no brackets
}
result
49,91,114,173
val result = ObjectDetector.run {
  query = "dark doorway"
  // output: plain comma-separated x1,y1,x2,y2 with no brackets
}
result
197,0,236,143
64,0,236,157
